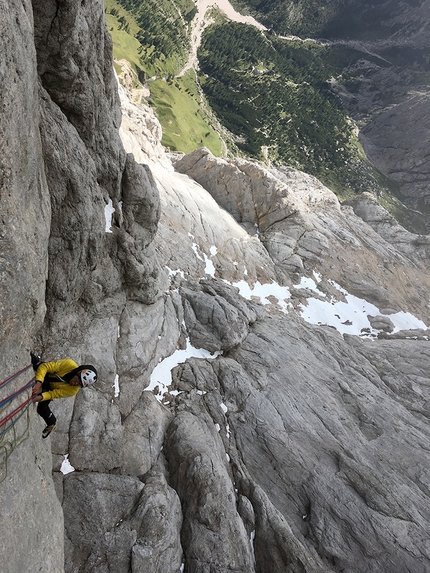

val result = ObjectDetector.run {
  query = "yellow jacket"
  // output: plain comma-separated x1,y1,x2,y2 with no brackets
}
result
35,359,81,401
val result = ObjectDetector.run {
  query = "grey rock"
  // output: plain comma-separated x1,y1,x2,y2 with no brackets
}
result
69,388,123,473
121,392,173,477
367,315,395,332
2,2,430,573
0,417,64,573
0,1,62,571
345,192,430,262
63,473,144,573
181,278,257,352
165,410,256,573
330,26,430,219
131,469,183,573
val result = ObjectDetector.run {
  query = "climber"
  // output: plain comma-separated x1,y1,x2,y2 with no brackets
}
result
30,353,97,438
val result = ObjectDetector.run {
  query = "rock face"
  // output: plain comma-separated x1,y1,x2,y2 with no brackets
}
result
0,2,63,572
326,1,430,218
1,2,430,573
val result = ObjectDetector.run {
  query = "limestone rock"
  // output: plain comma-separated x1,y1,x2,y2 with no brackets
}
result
165,410,256,573
367,314,395,332
345,192,430,262
2,1,430,573
121,393,173,477
131,469,183,573
180,278,257,352
63,473,144,573
119,84,166,163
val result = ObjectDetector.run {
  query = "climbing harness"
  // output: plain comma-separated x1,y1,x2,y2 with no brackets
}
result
0,364,35,483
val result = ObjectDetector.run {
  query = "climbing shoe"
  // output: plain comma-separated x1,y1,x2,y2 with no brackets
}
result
42,424,56,439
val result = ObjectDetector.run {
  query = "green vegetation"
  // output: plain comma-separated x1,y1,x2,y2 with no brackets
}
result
105,0,147,80
105,0,192,77
105,1,422,208
198,22,381,195
229,0,344,36
149,71,224,155
104,0,224,155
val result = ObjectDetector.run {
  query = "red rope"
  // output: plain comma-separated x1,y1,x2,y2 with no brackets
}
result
0,364,32,389
0,378,35,409
0,396,34,429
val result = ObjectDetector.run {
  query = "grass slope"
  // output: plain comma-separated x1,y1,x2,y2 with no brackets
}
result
149,71,224,155
105,0,144,80
104,0,224,156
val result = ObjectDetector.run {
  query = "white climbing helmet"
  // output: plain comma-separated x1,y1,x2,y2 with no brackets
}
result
80,369,97,388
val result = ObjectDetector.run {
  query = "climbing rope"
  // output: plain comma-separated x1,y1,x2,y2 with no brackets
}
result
0,378,34,410
0,393,34,434
0,364,35,483
0,364,32,390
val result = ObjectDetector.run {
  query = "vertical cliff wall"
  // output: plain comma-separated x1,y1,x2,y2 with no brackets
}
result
1,1,430,573
0,1,160,571
0,1,62,571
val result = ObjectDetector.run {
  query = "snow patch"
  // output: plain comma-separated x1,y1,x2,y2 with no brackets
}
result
60,454,75,475
230,279,291,313
104,199,115,233
167,266,185,279
113,374,120,398
148,339,221,401
297,278,427,336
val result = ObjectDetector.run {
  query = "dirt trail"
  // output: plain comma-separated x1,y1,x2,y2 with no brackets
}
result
178,0,266,77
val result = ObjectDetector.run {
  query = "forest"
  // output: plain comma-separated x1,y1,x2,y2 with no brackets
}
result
111,0,195,76
104,0,400,197
198,22,379,195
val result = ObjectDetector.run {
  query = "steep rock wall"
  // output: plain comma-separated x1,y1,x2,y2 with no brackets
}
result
0,2,62,572
0,0,160,571
1,2,430,573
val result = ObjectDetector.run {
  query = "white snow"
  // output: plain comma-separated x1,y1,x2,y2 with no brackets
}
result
113,374,120,398
296,274,326,296
60,454,75,475
387,311,427,332
147,339,221,401
204,253,216,276
299,294,379,336
104,199,115,232
220,402,228,414
230,279,291,313
166,266,185,279
298,278,427,336
191,242,203,261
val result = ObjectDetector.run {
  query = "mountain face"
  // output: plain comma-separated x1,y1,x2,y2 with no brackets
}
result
234,0,430,223
237,0,429,40
0,2,429,573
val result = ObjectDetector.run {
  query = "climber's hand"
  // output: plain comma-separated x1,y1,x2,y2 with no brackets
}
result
32,381,41,396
